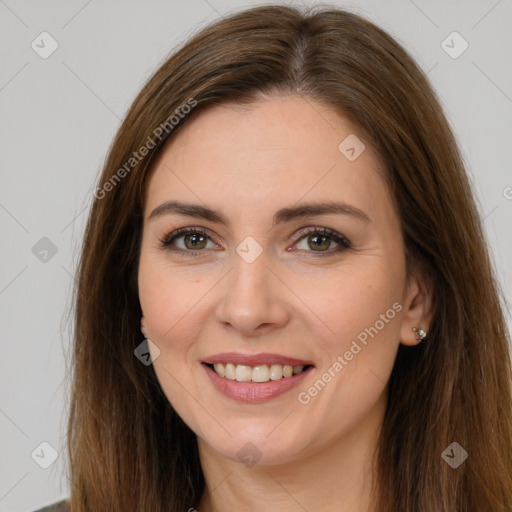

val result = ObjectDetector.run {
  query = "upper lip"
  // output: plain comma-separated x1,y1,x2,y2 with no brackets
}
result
202,352,314,367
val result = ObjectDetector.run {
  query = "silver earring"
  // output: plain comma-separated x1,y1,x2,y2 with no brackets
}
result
412,327,427,341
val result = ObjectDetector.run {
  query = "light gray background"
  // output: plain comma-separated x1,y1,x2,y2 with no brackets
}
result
1,0,511,510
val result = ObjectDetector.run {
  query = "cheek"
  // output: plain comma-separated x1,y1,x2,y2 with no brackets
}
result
138,259,207,416
138,254,210,350
291,263,404,422
297,261,404,355
292,266,403,430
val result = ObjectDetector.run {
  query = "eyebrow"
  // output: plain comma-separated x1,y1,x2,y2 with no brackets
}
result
148,200,371,227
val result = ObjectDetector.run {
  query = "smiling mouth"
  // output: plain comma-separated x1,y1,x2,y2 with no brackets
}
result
205,362,313,383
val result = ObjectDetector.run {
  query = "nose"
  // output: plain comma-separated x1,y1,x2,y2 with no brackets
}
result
215,248,290,337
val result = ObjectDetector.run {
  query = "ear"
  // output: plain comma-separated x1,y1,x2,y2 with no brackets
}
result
140,315,149,338
399,265,434,346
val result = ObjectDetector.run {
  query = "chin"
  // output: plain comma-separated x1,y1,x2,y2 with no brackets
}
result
197,421,312,467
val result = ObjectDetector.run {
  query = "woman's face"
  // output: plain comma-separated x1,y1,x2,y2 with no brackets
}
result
138,94,425,466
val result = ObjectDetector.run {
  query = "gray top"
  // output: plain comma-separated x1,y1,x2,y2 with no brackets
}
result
32,499,69,512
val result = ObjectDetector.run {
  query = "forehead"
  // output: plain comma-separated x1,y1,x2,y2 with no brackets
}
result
144,94,393,227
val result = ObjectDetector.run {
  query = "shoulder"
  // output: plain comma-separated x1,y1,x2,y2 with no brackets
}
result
32,498,69,512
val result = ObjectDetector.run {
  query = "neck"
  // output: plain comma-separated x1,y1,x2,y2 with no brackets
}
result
197,393,385,512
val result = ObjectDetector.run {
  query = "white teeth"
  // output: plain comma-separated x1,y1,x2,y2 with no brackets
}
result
225,363,236,380
282,365,293,377
235,365,252,382
213,363,225,377
269,364,283,380
252,365,270,383
211,363,307,382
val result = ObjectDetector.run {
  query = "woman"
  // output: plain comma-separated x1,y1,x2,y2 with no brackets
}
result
36,4,512,511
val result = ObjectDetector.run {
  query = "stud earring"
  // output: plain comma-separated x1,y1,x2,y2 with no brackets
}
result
412,327,427,341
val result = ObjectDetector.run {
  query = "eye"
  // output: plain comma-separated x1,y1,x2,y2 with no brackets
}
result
159,227,220,256
291,227,352,257
159,226,352,258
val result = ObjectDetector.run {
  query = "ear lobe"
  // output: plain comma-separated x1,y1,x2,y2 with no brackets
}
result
399,269,434,347
140,316,148,338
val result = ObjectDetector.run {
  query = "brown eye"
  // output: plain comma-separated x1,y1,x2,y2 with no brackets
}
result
293,227,351,256
306,234,332,251
160,228,217,254
183,232,208,250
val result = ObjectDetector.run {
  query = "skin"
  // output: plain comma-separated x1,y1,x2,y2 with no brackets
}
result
138,94,432,512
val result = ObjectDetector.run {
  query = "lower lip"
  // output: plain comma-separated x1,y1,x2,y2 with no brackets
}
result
202,363,313,403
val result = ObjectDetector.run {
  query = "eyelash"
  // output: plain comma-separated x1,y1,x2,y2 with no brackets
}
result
158,226,352,258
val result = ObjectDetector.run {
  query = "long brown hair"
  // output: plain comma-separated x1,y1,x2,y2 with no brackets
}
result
66,4,512,511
